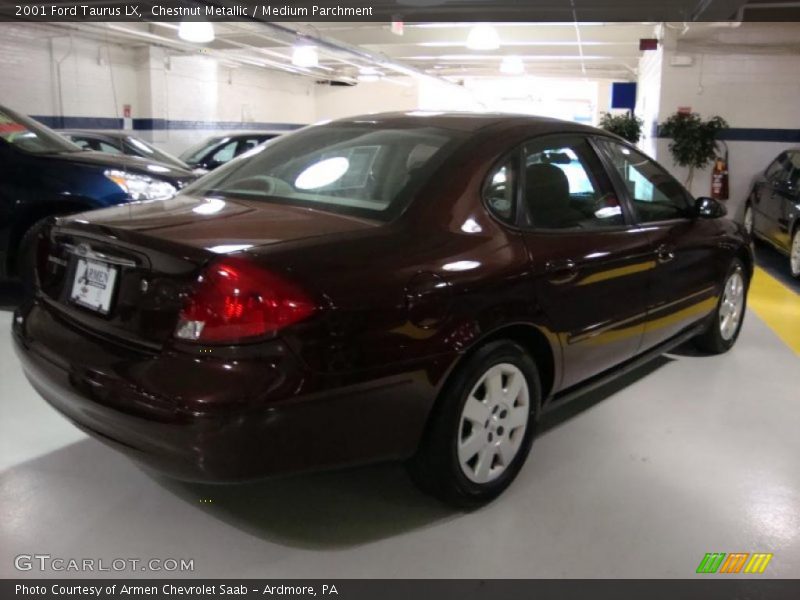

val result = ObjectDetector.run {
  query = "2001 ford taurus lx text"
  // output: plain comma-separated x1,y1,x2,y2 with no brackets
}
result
13,113,753,507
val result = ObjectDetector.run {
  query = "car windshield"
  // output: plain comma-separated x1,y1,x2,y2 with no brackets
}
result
0,107,83,154
124,136,189,170
180,137,225,163
184,124,464,220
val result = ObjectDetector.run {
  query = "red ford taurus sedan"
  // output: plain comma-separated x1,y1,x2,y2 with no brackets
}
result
13,112,752,507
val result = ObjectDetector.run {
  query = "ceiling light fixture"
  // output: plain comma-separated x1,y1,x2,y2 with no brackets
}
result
178,21,215,43
500,55,525,75
292,45,319,68
357,67,382,82
466,24,500,50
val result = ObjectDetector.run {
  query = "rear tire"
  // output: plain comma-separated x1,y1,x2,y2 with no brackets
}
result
408,340,541,509
693,259,748,354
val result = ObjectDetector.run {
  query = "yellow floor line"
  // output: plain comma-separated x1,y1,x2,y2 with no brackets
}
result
748,267,800,357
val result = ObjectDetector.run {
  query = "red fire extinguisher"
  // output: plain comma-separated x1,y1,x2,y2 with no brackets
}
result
711,141,729,200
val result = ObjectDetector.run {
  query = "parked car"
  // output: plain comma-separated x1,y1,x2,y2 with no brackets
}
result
0,105,197,283
13,113,752,507
61,130,192,171
744,149,800,278
179,132,279,173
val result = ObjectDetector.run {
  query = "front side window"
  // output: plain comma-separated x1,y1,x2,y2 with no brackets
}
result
765,152,791,182
76,137,122,155
211,140,238,164
186,124,463,220
180,136,225,163
521,138,624,230
597,140,691,223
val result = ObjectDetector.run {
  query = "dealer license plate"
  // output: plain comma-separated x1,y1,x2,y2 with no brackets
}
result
70,258,118,315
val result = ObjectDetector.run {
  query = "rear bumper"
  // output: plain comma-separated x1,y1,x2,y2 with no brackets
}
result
12,300,438,482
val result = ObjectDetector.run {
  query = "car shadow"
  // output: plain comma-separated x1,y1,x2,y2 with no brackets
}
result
153,355,676,547
537,355,674,434
150,463,458,549
0,282,22,311
5,357,676,551
754,242,800,293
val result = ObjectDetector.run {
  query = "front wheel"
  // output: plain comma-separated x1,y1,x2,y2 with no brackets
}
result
693,259,748,354
790,227,800,279
408,340,541,509
743,203,754,236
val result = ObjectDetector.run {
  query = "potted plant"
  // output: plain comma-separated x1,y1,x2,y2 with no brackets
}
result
659,112,728,188
599,111,644,144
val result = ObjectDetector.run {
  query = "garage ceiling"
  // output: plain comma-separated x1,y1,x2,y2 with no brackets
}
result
58,0,800,85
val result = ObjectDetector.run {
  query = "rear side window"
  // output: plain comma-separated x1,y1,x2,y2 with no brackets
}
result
596,140,691,223
521,138,624,230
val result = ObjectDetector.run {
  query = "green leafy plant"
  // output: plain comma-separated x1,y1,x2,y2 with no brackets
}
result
659,112,728,188
599,111,644,144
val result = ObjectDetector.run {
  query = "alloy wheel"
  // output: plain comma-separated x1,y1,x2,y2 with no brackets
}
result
457,363,530,484
791,230,800,277
744,206,754,235
719,268,745,341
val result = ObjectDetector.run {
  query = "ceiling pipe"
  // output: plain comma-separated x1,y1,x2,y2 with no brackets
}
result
254,21,464,89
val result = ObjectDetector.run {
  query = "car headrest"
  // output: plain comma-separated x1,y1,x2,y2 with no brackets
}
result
525,163,570,210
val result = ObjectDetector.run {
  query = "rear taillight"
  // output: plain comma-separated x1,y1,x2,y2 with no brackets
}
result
175,257,315,343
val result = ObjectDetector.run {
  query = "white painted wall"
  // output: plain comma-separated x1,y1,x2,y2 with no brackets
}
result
155,53,315,154
638,25,800,218
314,78,420,121
0,23,137,119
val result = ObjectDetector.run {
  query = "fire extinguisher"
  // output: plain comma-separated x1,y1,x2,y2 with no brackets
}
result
711,141,729,200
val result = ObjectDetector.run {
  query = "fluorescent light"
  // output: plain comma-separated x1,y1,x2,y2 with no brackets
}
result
466,24,500,51
357,67,382,82
500,55,525,75
178,21,214,44
292,45,319,68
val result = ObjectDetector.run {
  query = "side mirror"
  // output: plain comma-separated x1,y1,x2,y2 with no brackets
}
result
695,196,727,219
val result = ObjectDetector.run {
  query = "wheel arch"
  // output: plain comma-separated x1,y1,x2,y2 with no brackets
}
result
448,322,559,403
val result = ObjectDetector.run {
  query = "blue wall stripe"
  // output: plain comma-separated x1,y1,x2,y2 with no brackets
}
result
32,114,305,132
32,115,124,129
132,118,305,131
31,115,800,143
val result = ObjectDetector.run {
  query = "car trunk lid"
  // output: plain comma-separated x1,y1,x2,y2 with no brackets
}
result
37,194,378,348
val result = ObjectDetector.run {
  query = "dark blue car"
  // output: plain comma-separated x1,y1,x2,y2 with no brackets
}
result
0,105,197,281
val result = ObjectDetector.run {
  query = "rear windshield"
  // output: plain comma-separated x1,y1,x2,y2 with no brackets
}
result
184,124,464,220
0,107,83,155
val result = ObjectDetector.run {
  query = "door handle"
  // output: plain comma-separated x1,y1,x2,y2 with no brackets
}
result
545,259,578,284
656,245,675,264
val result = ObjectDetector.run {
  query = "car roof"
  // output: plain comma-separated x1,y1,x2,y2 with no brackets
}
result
328,111,603,136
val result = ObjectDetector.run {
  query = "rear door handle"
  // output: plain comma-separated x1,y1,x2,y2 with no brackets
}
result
656,245,675,264
545,259,578,284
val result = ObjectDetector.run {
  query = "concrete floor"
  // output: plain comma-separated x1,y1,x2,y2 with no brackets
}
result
1,257,798,579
